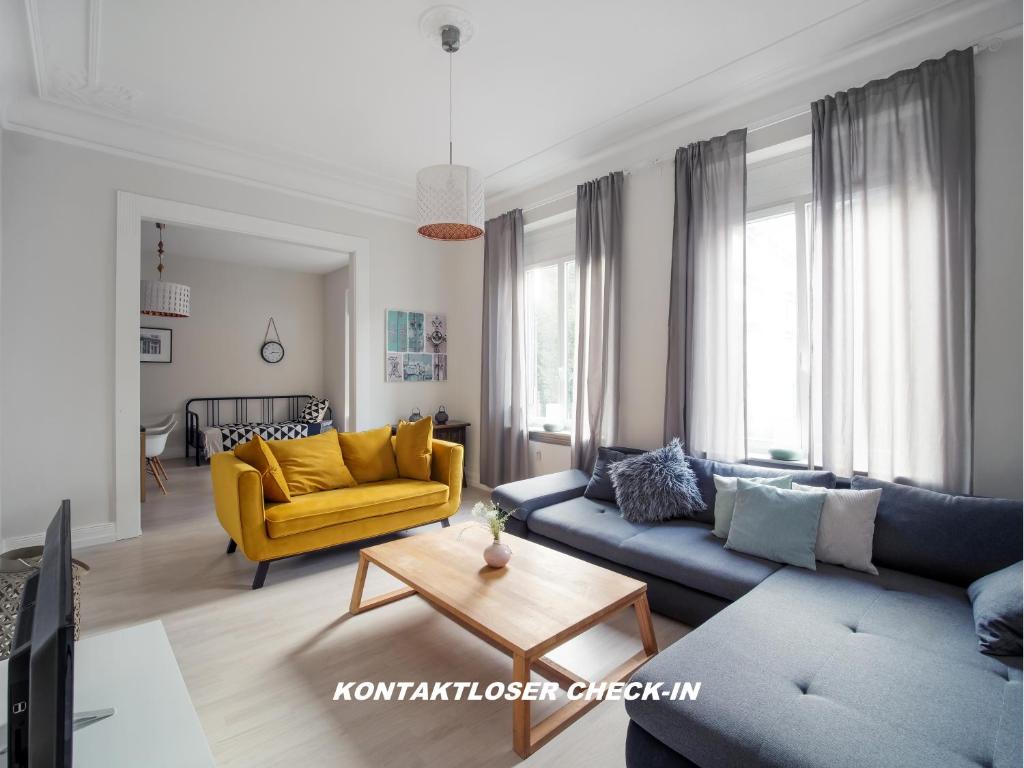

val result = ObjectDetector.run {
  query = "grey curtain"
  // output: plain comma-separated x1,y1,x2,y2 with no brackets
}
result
811,48,975,492
573,172,623,472
479,209,530,487
664,130,748,460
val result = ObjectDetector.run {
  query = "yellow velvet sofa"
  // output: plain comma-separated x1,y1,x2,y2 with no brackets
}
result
212,438,463,588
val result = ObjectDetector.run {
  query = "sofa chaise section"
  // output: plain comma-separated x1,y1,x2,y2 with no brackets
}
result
626,563,1023,768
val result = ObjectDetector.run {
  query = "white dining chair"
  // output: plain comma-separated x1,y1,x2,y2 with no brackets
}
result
144,415,177,494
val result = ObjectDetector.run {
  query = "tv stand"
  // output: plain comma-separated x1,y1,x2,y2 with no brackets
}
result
0,621,213,766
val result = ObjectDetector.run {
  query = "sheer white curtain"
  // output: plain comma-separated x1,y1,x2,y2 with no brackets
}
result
664,130,748,461
810,48,975,492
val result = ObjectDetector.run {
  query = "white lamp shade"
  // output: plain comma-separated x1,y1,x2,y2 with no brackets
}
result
141,279,191,317
416,163,485,241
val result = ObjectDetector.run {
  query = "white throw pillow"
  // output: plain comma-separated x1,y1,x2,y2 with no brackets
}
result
712,475,792,539
793,483,882,575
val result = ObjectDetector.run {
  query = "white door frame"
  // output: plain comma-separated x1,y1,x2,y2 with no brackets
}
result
115,191,371,540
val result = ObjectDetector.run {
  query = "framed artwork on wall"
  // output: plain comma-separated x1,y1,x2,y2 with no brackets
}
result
385,309,447,382
140,327,172,363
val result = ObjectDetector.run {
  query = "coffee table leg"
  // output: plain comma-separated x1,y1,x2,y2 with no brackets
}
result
512,652,531,758
633,593,658,655
349,552,370,613
349,552,417,615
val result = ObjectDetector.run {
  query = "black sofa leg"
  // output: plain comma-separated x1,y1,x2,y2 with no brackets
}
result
441,518,450,528
252,562,270,590
226,538,237,554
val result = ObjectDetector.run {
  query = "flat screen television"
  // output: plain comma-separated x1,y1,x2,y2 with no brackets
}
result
7,500,75,768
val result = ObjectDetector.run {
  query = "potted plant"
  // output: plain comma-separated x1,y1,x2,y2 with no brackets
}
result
469,501,514,568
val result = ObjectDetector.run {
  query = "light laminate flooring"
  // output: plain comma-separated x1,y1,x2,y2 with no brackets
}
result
78,458,689,767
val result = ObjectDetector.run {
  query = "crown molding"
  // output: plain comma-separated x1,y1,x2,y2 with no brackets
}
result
485,0,1021,212
3,96,417,222
11,0,417,222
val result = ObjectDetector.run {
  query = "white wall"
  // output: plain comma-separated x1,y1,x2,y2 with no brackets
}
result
140,252,327,457
973,37,1023,499
323,266,350,431
0,130,482,542
489,41,1024,496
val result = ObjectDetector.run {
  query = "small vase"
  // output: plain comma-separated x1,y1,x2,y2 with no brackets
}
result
483,540,512,569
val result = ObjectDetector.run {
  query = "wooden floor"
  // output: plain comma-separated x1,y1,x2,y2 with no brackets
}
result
79,458,689,767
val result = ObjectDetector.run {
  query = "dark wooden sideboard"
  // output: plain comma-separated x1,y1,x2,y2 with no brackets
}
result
392,420,470,488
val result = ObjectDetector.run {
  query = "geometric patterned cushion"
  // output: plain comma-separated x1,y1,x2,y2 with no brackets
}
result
218,421,314,451
300,396,329,423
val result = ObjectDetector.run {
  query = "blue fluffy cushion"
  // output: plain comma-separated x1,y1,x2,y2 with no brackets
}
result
967,561,1023,656
608,439,705,523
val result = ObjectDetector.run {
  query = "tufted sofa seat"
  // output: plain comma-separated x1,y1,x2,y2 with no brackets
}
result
626,562,1023,768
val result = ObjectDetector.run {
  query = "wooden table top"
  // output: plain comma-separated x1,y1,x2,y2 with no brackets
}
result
358,524,646,657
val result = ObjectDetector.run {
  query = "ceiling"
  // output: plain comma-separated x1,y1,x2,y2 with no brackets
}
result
2,1,1020,219
141,221,349,274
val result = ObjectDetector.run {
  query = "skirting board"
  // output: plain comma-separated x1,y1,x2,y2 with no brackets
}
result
2,522,116,552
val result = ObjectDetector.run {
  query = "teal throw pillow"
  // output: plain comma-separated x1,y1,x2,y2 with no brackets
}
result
725,479,826,570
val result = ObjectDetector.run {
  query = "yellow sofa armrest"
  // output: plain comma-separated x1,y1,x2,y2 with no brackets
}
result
211,452,269,560
430,439,464,500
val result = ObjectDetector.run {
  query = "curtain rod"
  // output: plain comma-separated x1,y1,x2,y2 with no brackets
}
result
519,36,1009,216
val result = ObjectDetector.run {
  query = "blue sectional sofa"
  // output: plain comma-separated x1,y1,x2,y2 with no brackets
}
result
491,455,1023,768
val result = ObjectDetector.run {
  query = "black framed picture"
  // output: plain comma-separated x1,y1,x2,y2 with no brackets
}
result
140,327,172,363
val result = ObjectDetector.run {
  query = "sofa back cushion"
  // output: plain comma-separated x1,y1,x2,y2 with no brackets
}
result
395,417,433,481
338,425,400,483
234,434,292,502
687,456,836,526
851,477,1023,586
267,430,356,496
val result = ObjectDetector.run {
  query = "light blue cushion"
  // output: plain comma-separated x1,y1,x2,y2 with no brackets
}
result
967,561,1023,656
725,480,826,570
712,474,792,539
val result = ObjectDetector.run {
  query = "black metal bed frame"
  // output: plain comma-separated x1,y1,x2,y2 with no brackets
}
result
185,394,333,466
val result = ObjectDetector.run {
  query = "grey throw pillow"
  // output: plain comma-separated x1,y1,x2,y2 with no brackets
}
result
966,561,1023,656
793,483,881,575
608,439,705,523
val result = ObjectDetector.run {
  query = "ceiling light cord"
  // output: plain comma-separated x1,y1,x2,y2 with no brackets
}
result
448,51,453,165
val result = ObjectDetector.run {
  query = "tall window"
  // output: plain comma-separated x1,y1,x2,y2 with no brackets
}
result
744,199,811,460
524,258,577,432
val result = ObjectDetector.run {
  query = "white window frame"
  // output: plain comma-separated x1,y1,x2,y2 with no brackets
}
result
744,194,812,462
524,255,576,434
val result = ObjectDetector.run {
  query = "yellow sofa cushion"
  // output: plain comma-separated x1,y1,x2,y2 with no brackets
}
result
266,430,356,496
264,478,449,538
233,435,292,502
395,417,433,481
338,425,399,483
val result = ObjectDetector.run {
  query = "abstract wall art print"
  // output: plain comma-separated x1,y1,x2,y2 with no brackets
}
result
385,309,448,382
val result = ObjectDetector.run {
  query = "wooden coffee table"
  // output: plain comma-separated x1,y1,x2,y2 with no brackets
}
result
349,524,658,758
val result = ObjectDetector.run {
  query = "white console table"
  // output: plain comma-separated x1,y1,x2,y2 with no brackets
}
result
0,620,215,767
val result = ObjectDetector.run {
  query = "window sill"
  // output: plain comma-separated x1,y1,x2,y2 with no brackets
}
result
529,430,572,446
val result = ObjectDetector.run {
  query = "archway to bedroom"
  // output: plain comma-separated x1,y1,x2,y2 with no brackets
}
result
138,220,351,535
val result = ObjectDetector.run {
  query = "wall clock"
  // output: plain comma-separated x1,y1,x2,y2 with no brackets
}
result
261,317,285,364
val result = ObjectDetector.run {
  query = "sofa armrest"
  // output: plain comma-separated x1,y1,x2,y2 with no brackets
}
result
211,452,268,560
492,469,591,522
430,439,464,500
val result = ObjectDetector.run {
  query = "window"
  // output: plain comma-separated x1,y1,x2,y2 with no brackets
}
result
525,257,576,432
744,200,812,461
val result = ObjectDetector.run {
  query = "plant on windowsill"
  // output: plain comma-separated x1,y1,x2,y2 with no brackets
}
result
465,501,515,569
